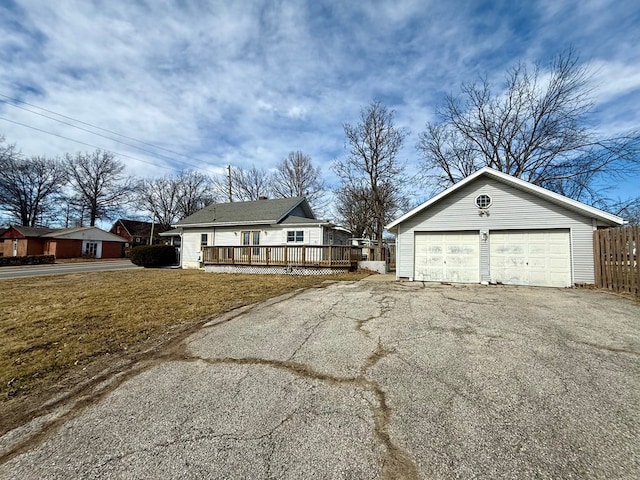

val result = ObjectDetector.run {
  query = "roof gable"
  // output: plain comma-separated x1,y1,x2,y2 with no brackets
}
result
386,167,624,229
175,197,313,227
48,227,128,242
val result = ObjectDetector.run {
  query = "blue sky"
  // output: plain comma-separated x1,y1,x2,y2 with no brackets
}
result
1,0,639,209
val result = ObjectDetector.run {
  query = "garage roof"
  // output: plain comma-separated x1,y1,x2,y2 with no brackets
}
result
386,167,625,230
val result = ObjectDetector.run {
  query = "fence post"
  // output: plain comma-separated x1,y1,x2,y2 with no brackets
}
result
593,230,602,287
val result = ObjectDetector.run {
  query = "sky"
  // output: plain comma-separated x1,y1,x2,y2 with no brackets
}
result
1,0,639,213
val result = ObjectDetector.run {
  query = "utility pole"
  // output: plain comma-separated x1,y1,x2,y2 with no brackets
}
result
227,165,233,202
149,208,156,245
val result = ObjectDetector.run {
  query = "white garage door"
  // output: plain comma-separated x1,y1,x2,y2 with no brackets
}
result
415,232,479,283
490,229,571,287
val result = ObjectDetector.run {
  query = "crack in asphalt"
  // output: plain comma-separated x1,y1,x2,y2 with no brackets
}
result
172,353,418,480
287,297,341,361
1,283,420,479
572,340,639,356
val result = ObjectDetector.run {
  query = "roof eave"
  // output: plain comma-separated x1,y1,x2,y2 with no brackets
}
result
175,220,276,228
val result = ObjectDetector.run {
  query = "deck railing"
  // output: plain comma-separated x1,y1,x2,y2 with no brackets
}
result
202,245,362,267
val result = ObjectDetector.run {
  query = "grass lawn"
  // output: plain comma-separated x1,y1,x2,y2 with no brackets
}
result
0,269,368,434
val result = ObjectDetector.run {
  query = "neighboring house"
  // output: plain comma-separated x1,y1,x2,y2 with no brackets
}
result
0,226,127,259
173,196,351,271
158,228,181,246
386,167,624,287
110,219,165,247
0,228,7,256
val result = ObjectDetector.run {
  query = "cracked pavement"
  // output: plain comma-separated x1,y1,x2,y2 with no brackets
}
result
1,280,639,479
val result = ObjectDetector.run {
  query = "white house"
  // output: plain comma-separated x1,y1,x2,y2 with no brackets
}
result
386,167,624,287
173,197,351,270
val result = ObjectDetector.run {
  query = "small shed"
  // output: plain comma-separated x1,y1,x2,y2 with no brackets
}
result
386,168,624,287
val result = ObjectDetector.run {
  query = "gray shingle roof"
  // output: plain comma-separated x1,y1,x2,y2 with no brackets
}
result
175,197,311,226
4,226,58,237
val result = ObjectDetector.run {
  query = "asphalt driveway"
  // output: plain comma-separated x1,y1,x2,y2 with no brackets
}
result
1,279,638,479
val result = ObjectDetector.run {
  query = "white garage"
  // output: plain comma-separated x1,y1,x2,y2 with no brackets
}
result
387,167,624,288
415,232,479,283
489,229,571,287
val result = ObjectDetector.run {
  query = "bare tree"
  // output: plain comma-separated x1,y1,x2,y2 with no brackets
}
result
418,49,640,204
64,150,131,226
138,170,215,228
230,166,271,201
603,197,640,225
0,151,67,227
271,151,326,211
334,101,408,254
334,185,374,239
176,170,215,219
137,175,182,229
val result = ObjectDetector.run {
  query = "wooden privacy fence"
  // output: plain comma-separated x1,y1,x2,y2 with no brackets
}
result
594,226,639,297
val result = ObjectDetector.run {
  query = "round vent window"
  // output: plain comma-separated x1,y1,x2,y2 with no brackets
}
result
475,194,492,209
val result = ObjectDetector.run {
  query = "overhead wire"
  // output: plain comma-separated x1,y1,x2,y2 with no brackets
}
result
0,116,174,170
0,91,210,167
0,99,211,169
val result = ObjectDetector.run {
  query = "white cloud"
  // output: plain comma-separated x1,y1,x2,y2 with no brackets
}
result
0,0,638,204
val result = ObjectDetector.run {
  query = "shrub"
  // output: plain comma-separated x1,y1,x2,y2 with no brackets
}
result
0,255,55,267
129,245,177,268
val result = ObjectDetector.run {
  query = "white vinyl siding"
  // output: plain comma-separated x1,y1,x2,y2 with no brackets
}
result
396,178,598,284
415,232,480,283
181,231,205,268
489,230,572,287
180,224,327,269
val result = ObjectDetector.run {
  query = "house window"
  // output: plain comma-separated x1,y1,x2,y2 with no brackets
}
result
201,233,208,247
241,231,260,255
475,194,492,209
287,230,304,243
116,226,121,234
85,242,98,257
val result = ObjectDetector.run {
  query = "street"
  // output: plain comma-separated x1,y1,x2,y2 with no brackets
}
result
0,260,140,279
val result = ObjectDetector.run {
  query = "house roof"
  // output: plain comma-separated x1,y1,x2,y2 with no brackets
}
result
175,197,313,227
115,219,154,237
2,225,58,238
158,228,180,237
386,167,625,230
1,225,127,242
47,226,127,242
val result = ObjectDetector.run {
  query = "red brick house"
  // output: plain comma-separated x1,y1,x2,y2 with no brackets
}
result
0,226,127,259
110,219,166,248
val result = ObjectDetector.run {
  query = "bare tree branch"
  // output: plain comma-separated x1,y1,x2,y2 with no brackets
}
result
271,151,326,214
0,145,67,227
334,101,409,251
418,48,640,204
64,150,131,226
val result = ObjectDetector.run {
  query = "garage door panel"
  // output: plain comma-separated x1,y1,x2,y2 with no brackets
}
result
415,232,479,283
490,229,571,287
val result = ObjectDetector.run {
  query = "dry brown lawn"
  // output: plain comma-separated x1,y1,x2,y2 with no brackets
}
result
0,269,368,434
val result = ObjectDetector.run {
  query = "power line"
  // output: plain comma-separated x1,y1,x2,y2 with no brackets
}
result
0,99,210,170
0,91,210,167
0,116,173,170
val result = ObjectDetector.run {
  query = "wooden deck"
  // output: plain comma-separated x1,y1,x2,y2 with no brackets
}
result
202,245,362,268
